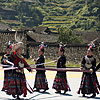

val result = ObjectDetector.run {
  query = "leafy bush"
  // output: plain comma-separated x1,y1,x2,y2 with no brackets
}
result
57,27,82,44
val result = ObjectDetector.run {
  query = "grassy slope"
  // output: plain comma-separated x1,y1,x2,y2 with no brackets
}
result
39,0,99,32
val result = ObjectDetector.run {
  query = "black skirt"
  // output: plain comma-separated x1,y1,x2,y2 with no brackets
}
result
78,72,100,94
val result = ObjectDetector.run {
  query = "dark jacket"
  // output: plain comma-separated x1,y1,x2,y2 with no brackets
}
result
57,55,66,75
36,55,45,73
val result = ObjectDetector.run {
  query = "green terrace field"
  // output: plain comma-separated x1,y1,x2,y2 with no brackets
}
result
39,0,99,32
0,0,100,31
42,16,74,32
43,21,72,24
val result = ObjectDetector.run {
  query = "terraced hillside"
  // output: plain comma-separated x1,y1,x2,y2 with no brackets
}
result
40,0,100,32
0,0,100,32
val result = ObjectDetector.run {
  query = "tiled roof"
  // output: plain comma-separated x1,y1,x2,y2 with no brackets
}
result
33,27,51,34
0,7,16,12
27,31,58,42
0,22,11,31
74,31,100,44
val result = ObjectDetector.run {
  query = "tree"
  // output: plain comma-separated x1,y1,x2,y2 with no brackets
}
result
57,27,82,44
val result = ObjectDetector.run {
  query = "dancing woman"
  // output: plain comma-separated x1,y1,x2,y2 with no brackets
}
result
33,43,49,92
1,44,13,91
52,43,71,94
77,46,100,98
5,42,33,99
10,42,33,99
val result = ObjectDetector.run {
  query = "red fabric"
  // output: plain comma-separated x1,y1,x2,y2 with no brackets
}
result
12,53,22,67
89,46,92,49
52,74,71,91
6,74,8,89
23,58,29,67
14,51,16,54
10,52,33,97
12,52,30,69
59,47,61,50
34,73,49,90
22,79,27,97
40,46,43,50
9,46,12,49
77,73,100,95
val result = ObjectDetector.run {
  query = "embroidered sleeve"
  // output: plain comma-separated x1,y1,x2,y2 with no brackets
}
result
81,57,86,68
91,58,96,71
11,52,15,60
23,58,31,72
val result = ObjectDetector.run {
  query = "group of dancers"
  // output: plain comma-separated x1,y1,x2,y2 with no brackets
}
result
1,41,100,99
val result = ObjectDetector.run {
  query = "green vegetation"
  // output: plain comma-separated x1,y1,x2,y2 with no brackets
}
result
57,27,82,44
0,0,100,31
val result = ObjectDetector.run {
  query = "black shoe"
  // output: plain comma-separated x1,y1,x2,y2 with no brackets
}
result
12,94,16,98
43,89,46,92
63,90,67,94
35,89,40,92
17,95,20,99
55,91,61,94
1,88,5,91
90,94,96,98
82,94,85,97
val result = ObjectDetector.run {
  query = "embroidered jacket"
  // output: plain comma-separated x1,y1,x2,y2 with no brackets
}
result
81,55,96,71
11,51,31,74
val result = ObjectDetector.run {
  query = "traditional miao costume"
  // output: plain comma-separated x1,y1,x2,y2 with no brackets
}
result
78,46,100,97
4,42,33,98
1,45,13,92
52,45,71,94
34,46,49,92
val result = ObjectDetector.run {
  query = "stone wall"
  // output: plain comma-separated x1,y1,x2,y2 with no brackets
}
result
28,43,91,63
28,43,100,63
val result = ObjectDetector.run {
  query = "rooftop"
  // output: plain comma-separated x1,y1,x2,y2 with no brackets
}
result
0,7,16,12
0,22,11,31
27,31,58,42
74,31,100,44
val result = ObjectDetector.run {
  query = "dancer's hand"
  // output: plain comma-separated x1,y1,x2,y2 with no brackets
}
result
34,59,37,63
89,69,93,72
3,59,7,64
54,60,57,63
5,60,14,66
80,67,83,70
31,69,35,73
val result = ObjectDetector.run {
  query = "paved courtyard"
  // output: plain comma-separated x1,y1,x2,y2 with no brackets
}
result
0,70,100,100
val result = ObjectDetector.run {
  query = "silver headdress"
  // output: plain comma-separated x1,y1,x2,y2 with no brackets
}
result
39,42,47,47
